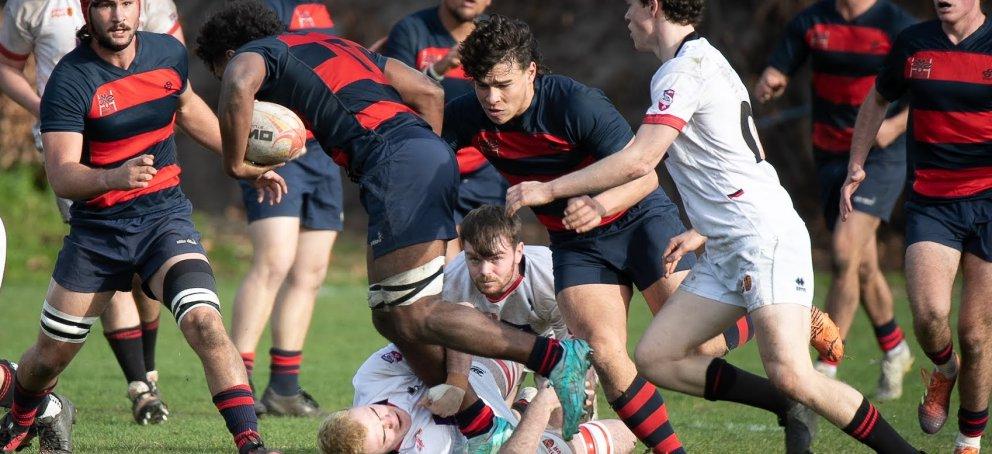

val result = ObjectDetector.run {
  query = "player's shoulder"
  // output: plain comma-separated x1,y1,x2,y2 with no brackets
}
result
522,245,553,266
892,19,943,49
538,74,611,114
2,0,47,25
138,31,182,50
786,0,834,25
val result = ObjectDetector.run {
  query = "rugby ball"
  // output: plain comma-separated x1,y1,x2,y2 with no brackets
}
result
246,101,307,166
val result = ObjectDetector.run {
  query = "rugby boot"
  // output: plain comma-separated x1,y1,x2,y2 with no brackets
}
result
874,344,914,401
0,411,33,453
779,400,815,454
128,381,169,425
582,368,599,423
465,415,514,454
809,307,844,363
954,445,980,454
237,432,281,454
547,338,593,440
918,355,958,434
259,387,321,417
36,393,75,454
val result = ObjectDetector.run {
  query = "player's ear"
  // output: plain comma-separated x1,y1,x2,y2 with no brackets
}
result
514,241,524,261
650,0,661,18
526,61,537,82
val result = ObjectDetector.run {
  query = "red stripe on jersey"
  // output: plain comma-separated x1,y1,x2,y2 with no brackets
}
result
812,73,876,105
87,68,182,119
456,146,488,175
643,114,686,131
913,109,992,144
167,21,182,36
472,131,574,160
86,164,181,208
277,32,332,47
88,119,175,166
288,4,334,31
905,50,992,84
416,47,468,80
804,23,891,55
812,122,853,153
354,100,416,130
311,43,387,92
914,166,992,198
0,42,29,61
536,211,626,232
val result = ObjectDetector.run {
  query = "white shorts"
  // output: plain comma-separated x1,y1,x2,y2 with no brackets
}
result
680,226,814,313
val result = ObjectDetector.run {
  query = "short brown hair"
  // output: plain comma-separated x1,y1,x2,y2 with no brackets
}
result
460,205,522,258
317,410,367,454
640,0,705,26
460,14,547,81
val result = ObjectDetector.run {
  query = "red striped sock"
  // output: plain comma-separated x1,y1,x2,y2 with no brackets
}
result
104,326,146,383
925,344,954,366
240,352,255,377
455,399,494,439
959,407,989,438
872,319,905,353
269,349,301,395
525,337,563,377
212,384,259,451
609,376,685,454
722,316,754,350
843,397,915,451
10,380,53,428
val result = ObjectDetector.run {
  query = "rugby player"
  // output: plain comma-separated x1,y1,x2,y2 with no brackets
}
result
197,1,592,447
843,0,992,451
505,1,917,452
230,0,343,417
755,0,916,400
382,0,507,260
0,1,280,452
0,0,185,424
317,343,636,454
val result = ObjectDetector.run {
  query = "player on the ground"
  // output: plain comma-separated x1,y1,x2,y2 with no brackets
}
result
0,0,185,425
754,0,916,400
316,343,637,454
843,0,992,451
382,0,506,261
230,0,343,418
504,1,918,452
443,16,843,453
197,1,592,447
0,1,280,452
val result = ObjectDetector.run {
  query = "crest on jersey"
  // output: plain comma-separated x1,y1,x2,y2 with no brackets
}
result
542,439,563,454
476,136,500,157
658,89,676,111
380,350,403,363
809,31,830,50
98,90,118,116
909,57,934,79
984,68,992,80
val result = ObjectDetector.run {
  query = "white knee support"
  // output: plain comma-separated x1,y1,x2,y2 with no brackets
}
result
40,301,98,344
577,421,615,454
368,256,444,310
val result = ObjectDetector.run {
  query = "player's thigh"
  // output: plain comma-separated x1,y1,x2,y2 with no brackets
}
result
145,252,210,305
904,241,960,320
39,280,115,350
247,216,302,268
556,283,633,345
636,289,744,362
959,252,992,338
832,210,880,264
750,303,816,383
101,291,141,330
641,270,688,315
287,228,337,284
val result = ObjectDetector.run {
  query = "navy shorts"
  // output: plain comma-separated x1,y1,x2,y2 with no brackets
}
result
52,201,206,294
905,198,992,262
549,193,695,294
817,136,906,230
359,126,459,259
240,140,344,231
454,164,509,223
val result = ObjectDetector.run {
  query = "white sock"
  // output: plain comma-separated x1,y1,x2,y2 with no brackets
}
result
39,395,61,419
815,361,838,378
937,357,958,377
884,340,908,359
956,432,981,449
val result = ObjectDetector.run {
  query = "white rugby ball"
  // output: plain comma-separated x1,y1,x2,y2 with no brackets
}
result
246,101,307,166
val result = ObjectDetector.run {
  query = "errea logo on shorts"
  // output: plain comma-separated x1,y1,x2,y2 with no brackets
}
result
795,277,807,292
853,195,876,206
176,239,197,245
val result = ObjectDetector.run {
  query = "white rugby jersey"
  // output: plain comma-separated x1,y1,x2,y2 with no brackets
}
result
0,0,180,96
443,246,567,339
644,36,805,254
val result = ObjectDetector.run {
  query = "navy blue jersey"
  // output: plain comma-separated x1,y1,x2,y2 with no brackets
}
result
236,33,432,176
40,32,188,219
769,0,915,156
444,75,665,231
876,17,992,202
383,7,488,175
263,0,336,35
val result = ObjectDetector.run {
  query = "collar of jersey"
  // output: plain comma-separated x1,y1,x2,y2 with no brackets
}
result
675,31,702,57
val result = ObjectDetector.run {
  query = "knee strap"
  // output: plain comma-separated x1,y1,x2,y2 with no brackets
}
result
163,259,220,325
368,256,444,310
40,301,97,344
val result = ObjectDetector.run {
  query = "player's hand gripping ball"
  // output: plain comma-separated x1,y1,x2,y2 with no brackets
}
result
246,101,307,166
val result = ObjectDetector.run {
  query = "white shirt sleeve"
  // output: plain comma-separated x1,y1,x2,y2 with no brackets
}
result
0,0,35,60
643,67,705,132
139,0,180,35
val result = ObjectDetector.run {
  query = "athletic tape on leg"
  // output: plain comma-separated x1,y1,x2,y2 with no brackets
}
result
163,259,221,325
40,301,98,343
368,256,444,310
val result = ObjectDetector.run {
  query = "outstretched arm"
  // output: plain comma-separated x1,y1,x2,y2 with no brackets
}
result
499,387,560,454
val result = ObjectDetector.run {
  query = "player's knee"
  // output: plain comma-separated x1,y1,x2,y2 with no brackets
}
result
958,323,991,358
161,259,221,326
251,250,294,286
829,252,856,277
285,263,329,294
40,301,98,345
766,365,806,399
857,260,880,284
180,308,228,351
633,340,676,372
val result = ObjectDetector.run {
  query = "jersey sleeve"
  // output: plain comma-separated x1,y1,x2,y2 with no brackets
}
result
381,18,418,67
352,345,417,406
442,95,473,150
0,0,35,61
643,68,704,132
767,13,809,76
168,35,190,94
528,248,568,339
236,39,288,93
875,31,912,103
140,0,181,35
39,67,88,134
565,87,634,159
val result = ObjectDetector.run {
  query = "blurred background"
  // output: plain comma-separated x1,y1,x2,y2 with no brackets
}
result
0,0,937,278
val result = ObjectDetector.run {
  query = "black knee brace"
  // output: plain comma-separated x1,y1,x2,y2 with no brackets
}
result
163,259,220,325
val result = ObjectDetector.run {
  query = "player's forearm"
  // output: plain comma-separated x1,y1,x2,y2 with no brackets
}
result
46,161,113,200
177,90,223,155
217,80,256,178
849,88,890,170
444,348,472,392
0,63,40,117
499,390,556,454
549,147,653,201
592,170,659,216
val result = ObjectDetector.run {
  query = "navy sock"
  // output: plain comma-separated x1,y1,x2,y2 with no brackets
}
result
269,348,301,396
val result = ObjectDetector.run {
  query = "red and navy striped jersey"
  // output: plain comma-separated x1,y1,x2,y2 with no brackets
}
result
263,0,335,35
876,18,992,202
235,33,431,176
443,75,669,232
383,7,488,176
40,32,187,219
769,0,915,157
